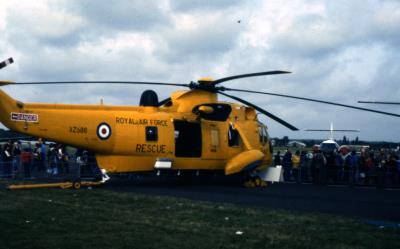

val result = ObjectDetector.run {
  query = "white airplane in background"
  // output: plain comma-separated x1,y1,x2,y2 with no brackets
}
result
305,122,359,152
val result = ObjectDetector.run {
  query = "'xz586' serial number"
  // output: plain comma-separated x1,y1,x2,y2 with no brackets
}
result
69,126,88,134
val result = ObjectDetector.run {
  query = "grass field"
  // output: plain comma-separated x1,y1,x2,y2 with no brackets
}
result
0,181,399,249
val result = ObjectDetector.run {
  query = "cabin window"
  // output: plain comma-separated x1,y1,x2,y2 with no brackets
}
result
146,126,158,141
259,127,268,145
228,124,240,147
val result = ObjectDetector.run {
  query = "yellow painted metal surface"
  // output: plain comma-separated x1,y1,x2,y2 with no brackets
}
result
0,88,274,175
225,149,264,175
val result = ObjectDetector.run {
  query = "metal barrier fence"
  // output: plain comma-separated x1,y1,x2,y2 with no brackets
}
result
1,154,399,188
282,166,400,188
0,155,101,181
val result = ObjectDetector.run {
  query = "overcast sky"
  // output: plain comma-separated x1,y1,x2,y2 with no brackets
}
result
0,0,399,142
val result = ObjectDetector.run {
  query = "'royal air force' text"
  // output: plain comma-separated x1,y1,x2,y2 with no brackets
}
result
116,117,167,126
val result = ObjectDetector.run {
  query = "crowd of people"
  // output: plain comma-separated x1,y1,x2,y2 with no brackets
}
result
276,146,400,187
2,139,400,188
0,139,98,179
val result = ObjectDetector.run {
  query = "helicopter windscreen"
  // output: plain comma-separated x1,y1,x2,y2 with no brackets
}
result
193,104,232,121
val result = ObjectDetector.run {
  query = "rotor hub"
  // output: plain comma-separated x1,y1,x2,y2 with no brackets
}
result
197,77,214,85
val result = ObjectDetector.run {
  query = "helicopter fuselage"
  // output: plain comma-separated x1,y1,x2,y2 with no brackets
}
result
0,89,272,175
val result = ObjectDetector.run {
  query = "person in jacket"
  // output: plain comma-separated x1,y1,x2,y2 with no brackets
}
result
292,150,301,183
274,151,282,166
2,143,13,178
311,146,326,185
282,149,293,181
348,150,359,186
21,147,33,179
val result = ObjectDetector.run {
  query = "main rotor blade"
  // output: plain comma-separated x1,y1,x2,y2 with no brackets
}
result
305,129,359,132
212,71,291,85
358,101,400,105
158,97,172,107
8,81,188,87
0,57,13,70
218,91,299,131
224,88,400,118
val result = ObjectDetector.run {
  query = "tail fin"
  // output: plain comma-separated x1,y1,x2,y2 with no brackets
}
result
0,89,21,127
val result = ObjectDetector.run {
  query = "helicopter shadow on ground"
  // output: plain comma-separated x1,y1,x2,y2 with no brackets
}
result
107,172,248,187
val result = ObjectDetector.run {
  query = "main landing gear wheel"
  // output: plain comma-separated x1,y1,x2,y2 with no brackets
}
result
243,176,267,188
73,181,81,189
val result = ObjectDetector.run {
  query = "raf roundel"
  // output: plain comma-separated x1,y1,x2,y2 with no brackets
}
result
97,122,111,140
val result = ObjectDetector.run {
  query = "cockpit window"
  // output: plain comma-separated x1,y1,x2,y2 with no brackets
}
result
259,126,268,145
192,104,232,121
228,123,240,147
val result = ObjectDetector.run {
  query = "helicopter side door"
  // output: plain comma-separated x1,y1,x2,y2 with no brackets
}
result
173,120,202,157
201,120,227,159
194,103,232,160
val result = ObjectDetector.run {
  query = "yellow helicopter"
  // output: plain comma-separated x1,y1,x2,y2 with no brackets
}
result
1,57,399,183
